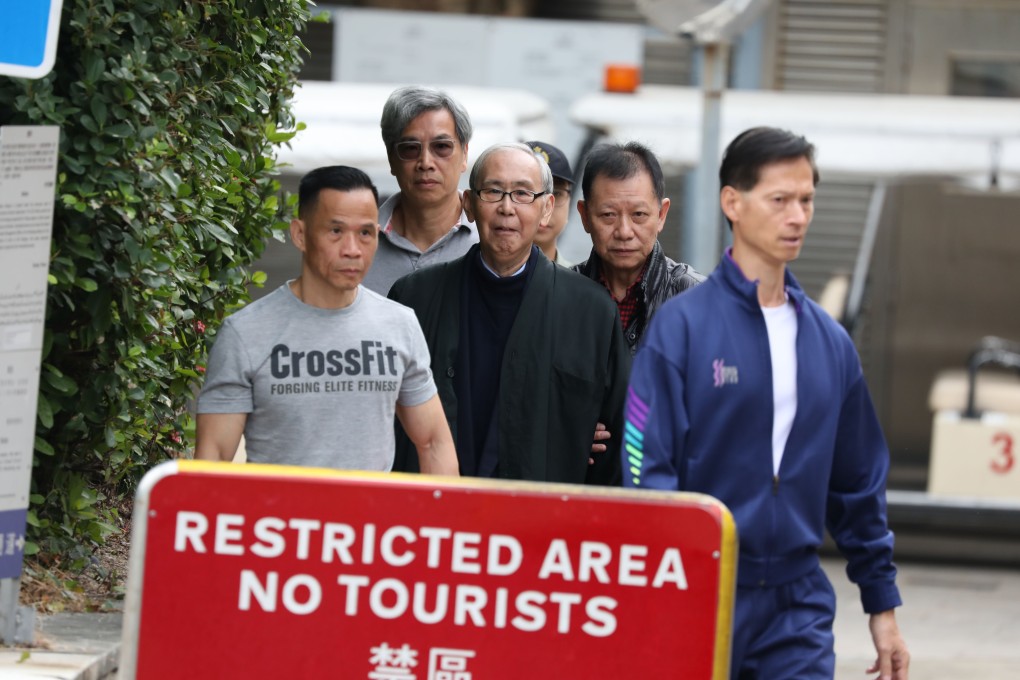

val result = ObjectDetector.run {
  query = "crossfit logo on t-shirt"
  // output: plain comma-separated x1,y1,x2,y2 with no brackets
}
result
271,341,398,378
712,359,738,387
268,341,400,395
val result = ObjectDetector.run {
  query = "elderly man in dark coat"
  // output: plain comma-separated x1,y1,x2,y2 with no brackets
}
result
389,142,630,485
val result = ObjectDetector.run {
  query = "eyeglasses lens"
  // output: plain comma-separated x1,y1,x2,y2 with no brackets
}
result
395,140,456,161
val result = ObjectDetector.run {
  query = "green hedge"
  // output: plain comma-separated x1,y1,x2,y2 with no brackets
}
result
0,0,310,561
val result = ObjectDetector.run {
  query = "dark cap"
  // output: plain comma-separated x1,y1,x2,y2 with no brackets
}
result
526,141,574,185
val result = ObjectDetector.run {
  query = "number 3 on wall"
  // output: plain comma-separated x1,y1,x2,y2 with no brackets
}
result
990,432,1015,475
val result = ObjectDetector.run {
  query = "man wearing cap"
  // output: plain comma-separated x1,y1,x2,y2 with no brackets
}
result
574,141,704,354
526,140,574,267
363,85,478,295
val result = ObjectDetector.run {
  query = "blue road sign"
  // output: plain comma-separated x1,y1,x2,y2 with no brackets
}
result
0,509,28,579
0,0,64,78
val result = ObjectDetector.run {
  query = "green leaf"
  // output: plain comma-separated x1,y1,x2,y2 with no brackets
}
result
264,122,298,143
106,122,135,138
84,54,105,83
80,114,98,134
74,278,99,292
37,394,54,429
43,371,78,395
34,436,55,456
224,148,242,168
90,98,108,128
157,167,179,193
204,222,234,244
104,425,117,448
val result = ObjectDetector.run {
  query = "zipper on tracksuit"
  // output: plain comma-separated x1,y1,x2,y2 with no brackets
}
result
767,471,779,587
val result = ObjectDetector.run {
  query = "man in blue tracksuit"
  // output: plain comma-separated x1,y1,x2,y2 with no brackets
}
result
624,127,910,679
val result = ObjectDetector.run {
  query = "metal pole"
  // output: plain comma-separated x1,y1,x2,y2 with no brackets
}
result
1,576,35,645
843,181,887,336
686,41,730,271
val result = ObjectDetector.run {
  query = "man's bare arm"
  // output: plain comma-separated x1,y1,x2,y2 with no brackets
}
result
396,395,459,476
194,413,247,462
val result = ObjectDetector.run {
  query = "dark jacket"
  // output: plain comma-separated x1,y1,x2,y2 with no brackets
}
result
573,241,705,354
389,245,630,485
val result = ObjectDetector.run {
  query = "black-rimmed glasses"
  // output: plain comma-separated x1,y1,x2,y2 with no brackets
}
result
394,139,457,161
473,188,548,204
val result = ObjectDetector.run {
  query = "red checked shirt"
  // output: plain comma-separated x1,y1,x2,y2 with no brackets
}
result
602,273,644,330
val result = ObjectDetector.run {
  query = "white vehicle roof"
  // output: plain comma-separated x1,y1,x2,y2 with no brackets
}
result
570,85,1020,189
277,81,554,195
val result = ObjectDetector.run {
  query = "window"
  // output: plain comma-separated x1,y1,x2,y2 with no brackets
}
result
950,58,1020,98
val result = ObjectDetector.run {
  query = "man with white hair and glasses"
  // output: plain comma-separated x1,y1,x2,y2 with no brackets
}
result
388,142,631,485
363,85,478,295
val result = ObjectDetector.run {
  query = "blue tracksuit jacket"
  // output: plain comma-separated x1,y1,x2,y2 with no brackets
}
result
624,252,901,614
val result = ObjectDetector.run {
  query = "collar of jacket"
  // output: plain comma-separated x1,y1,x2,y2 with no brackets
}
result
718,248,806,314
575,241,665,296
467,242,546,280
638,240,668,297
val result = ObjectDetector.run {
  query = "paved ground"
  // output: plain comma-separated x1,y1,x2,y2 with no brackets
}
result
826,558,1020,679
2,558,1019,678
0,612,120,679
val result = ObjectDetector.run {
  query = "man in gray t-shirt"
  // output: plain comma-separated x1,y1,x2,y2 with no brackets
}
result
195,166,458,475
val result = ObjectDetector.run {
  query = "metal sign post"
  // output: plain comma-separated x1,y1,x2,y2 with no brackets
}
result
636,0,773,271
121,462,738,679
0,125,61,644
1,0,65,644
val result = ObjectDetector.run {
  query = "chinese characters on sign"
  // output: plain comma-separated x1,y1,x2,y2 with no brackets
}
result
368,642,417,679
367,643,475,680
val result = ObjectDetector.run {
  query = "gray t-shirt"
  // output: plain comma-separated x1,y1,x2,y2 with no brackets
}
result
361,192,478,295
196,283,436,470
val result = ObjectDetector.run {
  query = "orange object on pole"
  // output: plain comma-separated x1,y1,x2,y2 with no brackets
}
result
604,64,642,93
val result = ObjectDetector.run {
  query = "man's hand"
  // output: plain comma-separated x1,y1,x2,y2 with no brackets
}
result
866,609,909,680
589,421,611,464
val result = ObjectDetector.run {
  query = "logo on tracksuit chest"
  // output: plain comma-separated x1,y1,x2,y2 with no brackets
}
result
712,358,739,387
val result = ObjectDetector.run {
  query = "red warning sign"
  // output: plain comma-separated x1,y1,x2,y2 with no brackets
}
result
121,461,736,679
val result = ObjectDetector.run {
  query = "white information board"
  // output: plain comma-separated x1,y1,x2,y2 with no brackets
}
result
0,125,59,578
